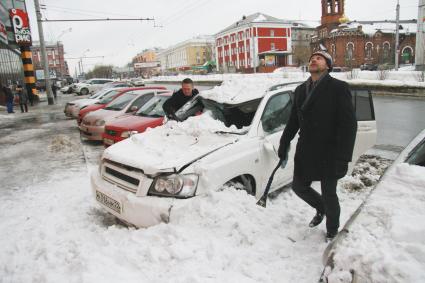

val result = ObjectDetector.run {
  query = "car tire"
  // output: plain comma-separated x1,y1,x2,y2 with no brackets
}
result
224,175,256,196
80,88,89,96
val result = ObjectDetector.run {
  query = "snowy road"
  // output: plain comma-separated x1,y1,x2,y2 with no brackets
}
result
0,93,395,282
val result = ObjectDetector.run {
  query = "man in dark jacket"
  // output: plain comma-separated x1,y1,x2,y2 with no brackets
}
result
1,83,15,113
278,50,357,241
162,78,199,120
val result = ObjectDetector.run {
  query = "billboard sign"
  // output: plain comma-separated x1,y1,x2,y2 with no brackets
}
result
9,9,32,46
134,62,160,68
0,20,7,44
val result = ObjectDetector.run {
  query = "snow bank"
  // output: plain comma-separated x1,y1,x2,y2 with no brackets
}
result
0,147,392,282
327,163,425,283
151,69,425,89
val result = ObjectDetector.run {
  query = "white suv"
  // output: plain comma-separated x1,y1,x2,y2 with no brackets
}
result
74,78,114,96
90,81,377,227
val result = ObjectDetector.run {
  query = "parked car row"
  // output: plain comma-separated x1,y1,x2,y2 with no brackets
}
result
64,86,170,147
60,78,148,96
88,81,378,228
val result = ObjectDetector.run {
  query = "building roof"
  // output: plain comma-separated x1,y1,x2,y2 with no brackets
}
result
216,13,288,35
331,20,417,36
157,35,214,56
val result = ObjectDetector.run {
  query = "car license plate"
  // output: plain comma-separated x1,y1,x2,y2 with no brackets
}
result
104,138,114,145
96,190,121,214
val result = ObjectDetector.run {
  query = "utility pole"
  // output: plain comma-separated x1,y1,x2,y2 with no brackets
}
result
415,0,425,71
395,0,400,71
34,0,54,104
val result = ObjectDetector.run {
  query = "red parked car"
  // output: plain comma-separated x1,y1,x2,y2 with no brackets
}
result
102,92,172,147
77,86,166,125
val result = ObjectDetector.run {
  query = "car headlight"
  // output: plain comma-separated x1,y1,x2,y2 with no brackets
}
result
94,119,105,126
121,130,138,138
149,174,198,198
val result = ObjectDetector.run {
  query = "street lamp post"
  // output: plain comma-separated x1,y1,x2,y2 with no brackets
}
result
34,0,54,104
79,49,89,78
395,0,400,71
56,28,72,78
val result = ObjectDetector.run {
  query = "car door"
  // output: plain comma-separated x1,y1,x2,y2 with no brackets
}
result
257,91,296,191
350,89,377,172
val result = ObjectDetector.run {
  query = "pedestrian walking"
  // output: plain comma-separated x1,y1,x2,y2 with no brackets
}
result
162,78,199,120
16,85,29,113
26,85,34,106
51,82,58,99
1,82,15,113
278,50,357,241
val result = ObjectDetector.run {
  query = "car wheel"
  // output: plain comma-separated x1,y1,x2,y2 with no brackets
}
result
224,175,256,196
80,88,89,96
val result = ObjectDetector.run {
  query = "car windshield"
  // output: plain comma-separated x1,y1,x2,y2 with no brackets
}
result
96,90,122,104
136,95,170,118
176,96,261,129
89,88,110,99
104,92,139,111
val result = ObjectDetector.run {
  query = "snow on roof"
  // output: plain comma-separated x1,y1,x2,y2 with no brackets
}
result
199,77,298,104
216,12,286,35
335,21,417,36
252,14,268,22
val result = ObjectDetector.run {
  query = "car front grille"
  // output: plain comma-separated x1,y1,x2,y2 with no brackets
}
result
105,129,117,136
105,167,139,186
102,159,152,194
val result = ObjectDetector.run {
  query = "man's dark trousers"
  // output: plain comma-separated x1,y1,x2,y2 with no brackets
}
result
292,175,339,233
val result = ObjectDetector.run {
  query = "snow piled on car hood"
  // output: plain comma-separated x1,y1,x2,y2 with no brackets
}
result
199,77,299,104
103,112,244,174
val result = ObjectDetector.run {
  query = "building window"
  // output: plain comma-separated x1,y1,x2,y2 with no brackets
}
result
346,42,355,61
365,42,373,59
331,44,336,59
383,42,391,61
401,46,413,64
55,50,59,55
270,30,275,37
271,43,275,50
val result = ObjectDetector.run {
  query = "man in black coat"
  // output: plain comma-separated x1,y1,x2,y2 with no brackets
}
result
278,50,357,240
162,78,199,120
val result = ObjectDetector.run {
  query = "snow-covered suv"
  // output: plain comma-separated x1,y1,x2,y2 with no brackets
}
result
90,80,377,227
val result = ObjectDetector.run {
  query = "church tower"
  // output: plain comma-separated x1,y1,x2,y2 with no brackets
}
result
321,0,345,27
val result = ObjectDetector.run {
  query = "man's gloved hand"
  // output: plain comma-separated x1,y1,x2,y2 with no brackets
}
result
167,112,179,121
277,144,289,160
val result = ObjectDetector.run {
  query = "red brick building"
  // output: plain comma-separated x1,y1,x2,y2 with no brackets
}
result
215,13,292,73
31,41,69,78
311,0,416,68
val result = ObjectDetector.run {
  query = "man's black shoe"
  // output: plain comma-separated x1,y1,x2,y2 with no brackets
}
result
326,231,337,242
309,213,324,227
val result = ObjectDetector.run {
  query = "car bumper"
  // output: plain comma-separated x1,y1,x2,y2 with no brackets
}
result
102,132,125,147
91,171,173,227
65,106,80,118
79,124,104,140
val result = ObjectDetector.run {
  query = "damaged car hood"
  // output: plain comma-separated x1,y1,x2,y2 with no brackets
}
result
103,125,241,175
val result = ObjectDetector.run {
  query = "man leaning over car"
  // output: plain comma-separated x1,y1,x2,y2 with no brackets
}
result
162,78,199,120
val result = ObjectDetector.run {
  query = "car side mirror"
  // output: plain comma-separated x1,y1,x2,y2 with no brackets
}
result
130,106,138,112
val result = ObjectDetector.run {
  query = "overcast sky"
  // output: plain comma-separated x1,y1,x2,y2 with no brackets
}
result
25,0,420,75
